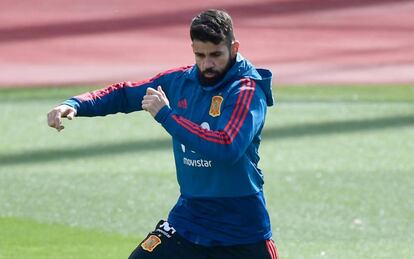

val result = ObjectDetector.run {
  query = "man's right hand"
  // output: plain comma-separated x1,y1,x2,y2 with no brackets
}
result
47,104,77,132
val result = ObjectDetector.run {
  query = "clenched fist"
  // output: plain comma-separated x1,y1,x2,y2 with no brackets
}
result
142,86,169,117
47,104,77,131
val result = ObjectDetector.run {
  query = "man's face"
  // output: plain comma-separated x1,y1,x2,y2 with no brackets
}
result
192,40,238,85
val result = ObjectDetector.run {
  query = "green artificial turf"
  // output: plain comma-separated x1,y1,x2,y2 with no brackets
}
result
0,85,413,258
0,217,138,259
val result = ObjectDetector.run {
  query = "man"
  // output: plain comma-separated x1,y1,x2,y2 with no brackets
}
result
47,9,277,259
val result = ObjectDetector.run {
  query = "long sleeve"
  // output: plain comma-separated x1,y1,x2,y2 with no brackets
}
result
62,66,191,117
155,78,267,164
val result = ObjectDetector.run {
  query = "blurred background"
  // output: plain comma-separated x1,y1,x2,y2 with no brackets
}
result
1,0,414,87
1,1,413,258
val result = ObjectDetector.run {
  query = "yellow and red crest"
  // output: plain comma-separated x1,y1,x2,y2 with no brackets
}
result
141,235,161,252
209,96,223,117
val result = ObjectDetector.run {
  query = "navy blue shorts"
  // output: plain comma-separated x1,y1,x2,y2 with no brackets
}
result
128,220,278,259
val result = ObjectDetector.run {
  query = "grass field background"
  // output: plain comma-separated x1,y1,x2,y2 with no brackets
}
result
0,85,413,258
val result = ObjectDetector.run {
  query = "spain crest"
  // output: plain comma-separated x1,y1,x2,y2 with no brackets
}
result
209,96,223,117
141,235,161,252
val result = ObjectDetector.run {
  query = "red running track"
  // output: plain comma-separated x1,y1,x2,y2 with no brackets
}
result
1,0,413,87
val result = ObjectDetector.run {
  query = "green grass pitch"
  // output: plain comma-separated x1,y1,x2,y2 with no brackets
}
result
0,85,413,258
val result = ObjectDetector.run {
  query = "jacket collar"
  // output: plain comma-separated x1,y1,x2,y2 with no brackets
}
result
187,53,249,91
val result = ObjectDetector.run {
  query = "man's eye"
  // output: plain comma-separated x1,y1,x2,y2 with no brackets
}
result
211,52,222,57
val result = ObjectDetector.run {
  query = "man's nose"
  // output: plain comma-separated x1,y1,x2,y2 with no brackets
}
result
203,57,215,69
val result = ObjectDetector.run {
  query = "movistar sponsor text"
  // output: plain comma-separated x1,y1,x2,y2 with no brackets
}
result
183,157,212,167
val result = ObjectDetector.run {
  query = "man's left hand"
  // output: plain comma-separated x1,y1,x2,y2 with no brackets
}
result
142,86,170,117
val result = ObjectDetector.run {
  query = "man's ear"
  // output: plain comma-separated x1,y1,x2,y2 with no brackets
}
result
231,40,240,58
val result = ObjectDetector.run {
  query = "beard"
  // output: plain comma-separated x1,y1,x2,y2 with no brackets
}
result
198,56,236,86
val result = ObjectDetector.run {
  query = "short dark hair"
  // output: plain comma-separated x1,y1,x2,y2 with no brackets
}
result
190,9,235,45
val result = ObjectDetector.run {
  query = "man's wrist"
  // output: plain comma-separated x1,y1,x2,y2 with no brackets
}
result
62,99,79,113
154,105,172,123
